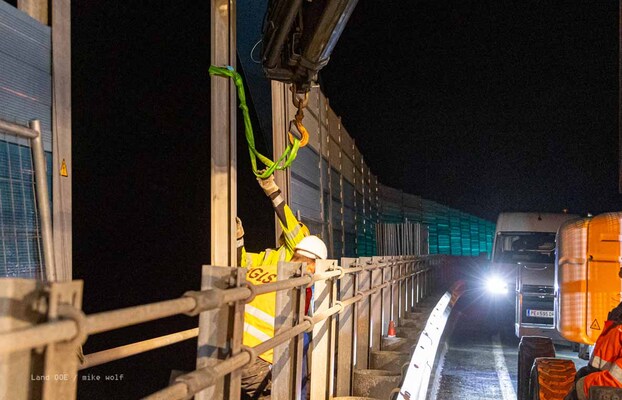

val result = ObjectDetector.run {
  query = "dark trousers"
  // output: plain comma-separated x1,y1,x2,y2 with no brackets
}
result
241,334,311,400
241,358,272,400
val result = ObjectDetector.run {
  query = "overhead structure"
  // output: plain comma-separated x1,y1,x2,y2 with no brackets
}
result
261,0,360,92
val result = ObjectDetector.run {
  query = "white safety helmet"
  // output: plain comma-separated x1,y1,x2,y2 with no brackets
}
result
294,236,328,260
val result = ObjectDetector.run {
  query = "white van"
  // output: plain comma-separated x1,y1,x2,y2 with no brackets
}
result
489,212,578,339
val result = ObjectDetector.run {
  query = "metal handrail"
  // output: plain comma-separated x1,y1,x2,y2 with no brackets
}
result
0,254,445,400
0,262,426,355
0,118,56,281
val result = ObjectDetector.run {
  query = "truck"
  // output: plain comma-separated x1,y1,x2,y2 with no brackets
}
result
518,212,622,400
487,212,578,339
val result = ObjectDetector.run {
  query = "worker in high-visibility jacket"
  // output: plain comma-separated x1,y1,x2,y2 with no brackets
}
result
565,295,622,399
237,173,328,400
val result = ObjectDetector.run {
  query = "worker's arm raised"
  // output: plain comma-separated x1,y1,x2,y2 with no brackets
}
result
257,174,305,253
257,174,288,227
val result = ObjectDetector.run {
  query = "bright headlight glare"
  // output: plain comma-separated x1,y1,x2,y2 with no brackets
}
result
485,276,508,294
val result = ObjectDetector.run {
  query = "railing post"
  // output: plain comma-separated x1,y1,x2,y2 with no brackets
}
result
421,261,428,300
408,256,415,311
391,258,399,323
310,259,338,400
195,266,245,400
404,257,411,312
335,258,356,396
41,280,84,400
415,258,424,307
0,278,44,400
399,256,408,318
381,256,392,340
355,257,372,370
272,262,305,400
370,256,383,351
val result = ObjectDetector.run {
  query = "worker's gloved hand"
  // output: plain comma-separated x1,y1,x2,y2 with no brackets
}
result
257,173,279,197
236,217,244,240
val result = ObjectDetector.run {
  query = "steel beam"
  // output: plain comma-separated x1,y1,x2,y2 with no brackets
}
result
30,120,57,281
381,257,392,338
354,257,372,370
0,279,44,400
195,266,245,400
369,256,383,351
272,262,305,400
51,0,73,281
335,258,356,396
310,260,337,400
271,81,290,244
210,0,237,268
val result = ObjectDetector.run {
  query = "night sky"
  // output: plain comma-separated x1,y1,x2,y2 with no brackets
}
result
6,0,617,397
321,1,620,221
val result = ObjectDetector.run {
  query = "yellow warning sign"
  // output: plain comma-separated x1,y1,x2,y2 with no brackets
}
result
60,159,68,177
590,319,601,330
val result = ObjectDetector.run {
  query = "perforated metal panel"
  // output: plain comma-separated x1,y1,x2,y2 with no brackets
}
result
0,140,52,278
0,2,52,150
0,2,52,277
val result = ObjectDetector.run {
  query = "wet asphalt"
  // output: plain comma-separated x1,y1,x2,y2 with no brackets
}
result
429,289,522,400
428,288,588,400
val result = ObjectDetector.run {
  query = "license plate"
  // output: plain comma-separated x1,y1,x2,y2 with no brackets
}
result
526,309,554,318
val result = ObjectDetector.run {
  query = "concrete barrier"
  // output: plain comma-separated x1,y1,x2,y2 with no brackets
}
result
399,317,425,327
333,397,381,400
394,281,465,400
352,369,402,400
370,350,411,373
381,336,413,352
395,326,424,340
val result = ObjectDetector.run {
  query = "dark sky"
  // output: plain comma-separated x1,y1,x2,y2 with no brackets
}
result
320,1,620,220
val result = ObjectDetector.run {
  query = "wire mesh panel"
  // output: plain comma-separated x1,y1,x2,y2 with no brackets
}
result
0,139,51,278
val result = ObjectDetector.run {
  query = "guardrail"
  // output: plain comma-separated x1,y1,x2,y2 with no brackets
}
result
0,118,55,281
0,255,462,400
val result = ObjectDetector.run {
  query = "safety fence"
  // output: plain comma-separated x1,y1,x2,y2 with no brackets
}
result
0,255,465,400
0,118,54,280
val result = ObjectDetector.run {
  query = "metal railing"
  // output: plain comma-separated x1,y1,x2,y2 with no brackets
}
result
0,118,55,281
0,254,457,400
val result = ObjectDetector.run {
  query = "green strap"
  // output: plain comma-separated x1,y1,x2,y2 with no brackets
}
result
209,65,301,179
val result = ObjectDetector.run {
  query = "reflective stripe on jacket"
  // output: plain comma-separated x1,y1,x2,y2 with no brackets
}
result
581,323,622,398
240,204,307,364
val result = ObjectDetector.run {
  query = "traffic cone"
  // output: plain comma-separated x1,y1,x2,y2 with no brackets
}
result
387,320,396,337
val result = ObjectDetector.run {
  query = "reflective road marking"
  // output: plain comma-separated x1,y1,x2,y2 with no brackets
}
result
492,333,516,400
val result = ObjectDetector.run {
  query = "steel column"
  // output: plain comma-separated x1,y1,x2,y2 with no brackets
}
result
381,257,392,339
30,120,57,282
335,258,356,396
52,0,73,281
41,281,83,400
272,262,305,400
391,260,399,323
354,257,371,369
271,81,290,243
202,1,237,396
0,279,43,400
369,257,383,351
310,260,337,400
195,266,245,400
210,0,237,268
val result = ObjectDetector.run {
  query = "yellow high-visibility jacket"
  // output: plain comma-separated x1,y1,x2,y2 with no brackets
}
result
240,203,308,364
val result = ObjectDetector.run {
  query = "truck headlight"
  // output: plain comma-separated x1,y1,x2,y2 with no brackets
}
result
485,276,509,294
